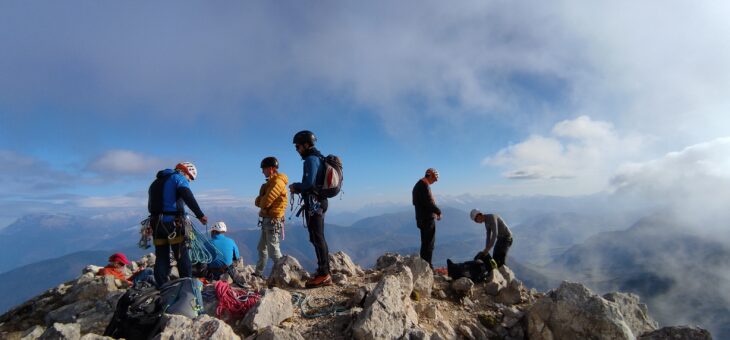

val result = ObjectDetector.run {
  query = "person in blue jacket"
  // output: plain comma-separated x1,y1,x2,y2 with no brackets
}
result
289,130,332,288
147,162,207,287
206,221,240,280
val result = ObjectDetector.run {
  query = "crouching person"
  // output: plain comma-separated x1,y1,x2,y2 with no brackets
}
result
207,221,241,280
470,209,513,268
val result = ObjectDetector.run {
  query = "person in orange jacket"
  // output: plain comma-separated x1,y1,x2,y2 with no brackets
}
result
254,156,288,278
97,253,133,284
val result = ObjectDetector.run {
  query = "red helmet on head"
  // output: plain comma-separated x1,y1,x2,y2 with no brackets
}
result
175,162,197,180
109,253,130,265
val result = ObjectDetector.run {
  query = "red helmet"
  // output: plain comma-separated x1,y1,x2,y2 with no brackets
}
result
109,253,130,265
175,162,198,180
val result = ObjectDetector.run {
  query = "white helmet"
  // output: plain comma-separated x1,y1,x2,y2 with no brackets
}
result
175,162,198,180
470,209,482,222
211,221,227,233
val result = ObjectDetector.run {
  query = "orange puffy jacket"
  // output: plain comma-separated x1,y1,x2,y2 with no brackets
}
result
255,172,288,218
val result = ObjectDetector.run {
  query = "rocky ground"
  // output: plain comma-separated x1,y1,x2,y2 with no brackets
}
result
0,251,713,340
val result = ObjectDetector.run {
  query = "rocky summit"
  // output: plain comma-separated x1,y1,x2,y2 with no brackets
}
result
0,251,713,340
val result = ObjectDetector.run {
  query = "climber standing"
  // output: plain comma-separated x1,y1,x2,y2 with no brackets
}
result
254,156,288,278
412,168,442,268
289,130,332,288
470,209,513,268
147,162,207,287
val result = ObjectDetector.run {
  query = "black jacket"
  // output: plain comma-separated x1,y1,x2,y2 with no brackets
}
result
412,179,441,221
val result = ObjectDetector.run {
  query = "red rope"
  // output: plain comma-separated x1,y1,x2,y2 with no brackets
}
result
214,281,260,320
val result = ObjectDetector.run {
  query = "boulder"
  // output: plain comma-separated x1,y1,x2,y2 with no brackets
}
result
375,252,404,270
62,277,117,304
415,302,441,321
403,327,430,340
451,277,474,298
20,325,46,340
241,288,293,334
248,326,305,340
348,284,376,308
526,281,634,340
638,325,712,340
484,269,507,296
498,265,516,283
46,300,95,324
155,314,241,340
432,320,456,340
82,265,102,275
39,323,80,340
352,274,415,339
227,264,267,291
603,292,658,336
496,279,523,305
381,263,414,300
80,334,115,340
329,251,365,277
403,256,434,298
267,256,311,289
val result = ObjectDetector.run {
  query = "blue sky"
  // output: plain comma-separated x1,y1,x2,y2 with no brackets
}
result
2,1,730,227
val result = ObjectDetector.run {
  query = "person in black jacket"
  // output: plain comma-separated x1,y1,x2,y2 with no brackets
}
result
412,168,441,267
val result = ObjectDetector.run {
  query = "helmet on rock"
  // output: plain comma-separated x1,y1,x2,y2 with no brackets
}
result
175,162,198,180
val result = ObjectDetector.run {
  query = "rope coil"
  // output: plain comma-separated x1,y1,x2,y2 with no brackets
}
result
290,291,350,319
214,281,260,320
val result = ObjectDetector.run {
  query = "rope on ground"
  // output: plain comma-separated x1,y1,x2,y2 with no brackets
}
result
290,291,350,319
188,219,224,265
215,281,260,321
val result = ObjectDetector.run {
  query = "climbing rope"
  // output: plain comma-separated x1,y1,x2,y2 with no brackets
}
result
188,219,225,265
215,281,260,320
290,291,350,319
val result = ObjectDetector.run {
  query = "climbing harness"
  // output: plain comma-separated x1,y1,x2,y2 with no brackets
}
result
290,292,350,319
214,281,260,320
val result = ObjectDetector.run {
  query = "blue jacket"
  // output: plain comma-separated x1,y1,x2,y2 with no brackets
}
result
292,148,324,194
148,169,204,223
208,233,240,268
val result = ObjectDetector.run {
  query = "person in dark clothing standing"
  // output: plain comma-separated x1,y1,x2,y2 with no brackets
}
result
289,130,332,288
147,162,207,287
412,168,441,268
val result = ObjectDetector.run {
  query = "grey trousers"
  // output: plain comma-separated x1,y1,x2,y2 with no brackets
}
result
255,217,283,276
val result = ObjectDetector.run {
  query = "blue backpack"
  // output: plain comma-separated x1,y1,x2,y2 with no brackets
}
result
159,277,204,318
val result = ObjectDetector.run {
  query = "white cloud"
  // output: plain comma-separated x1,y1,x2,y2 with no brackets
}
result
86,150,168,176
484,116,646,193
610,137,730,223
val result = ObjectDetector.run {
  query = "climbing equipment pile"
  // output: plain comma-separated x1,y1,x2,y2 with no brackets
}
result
214,281,260,321
290,292,350,319
188,219,224,265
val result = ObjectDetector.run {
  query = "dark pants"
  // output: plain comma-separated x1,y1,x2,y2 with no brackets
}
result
153,221,191,287
493,236,513,267
306,198,330,275
417,219,436,267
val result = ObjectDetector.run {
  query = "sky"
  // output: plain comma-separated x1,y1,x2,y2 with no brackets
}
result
2,1,730,228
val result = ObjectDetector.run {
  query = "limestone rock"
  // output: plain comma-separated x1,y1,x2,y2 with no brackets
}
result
603,292,658,336
404,327,430,340
415,302,441,320
226,264,267,291
375,252,404,270
249,325,305,340
241,288,293,334
39,323,80,340
348,283,376,308
432,320,456,340
20,325,46,340
451,277,474,298
499,265,516,283
80,334,115,340
638,325,712,340
155,314,241,340
267,255,311,289
496,279,523,305
329,251,365,277
352,274,414,339
82,265,102,275
526,281,634,340
46,300,94,324
381,263,414,300
484,269,507,296
403,255,434,298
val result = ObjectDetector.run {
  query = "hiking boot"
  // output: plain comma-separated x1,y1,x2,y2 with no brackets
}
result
305,274,332,288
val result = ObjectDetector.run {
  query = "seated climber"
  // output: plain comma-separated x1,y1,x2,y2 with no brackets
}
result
206,221,241,280
97,253,133,283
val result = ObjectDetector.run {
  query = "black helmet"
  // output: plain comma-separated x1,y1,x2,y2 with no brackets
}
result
293,130,317,146
260,157,279,169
